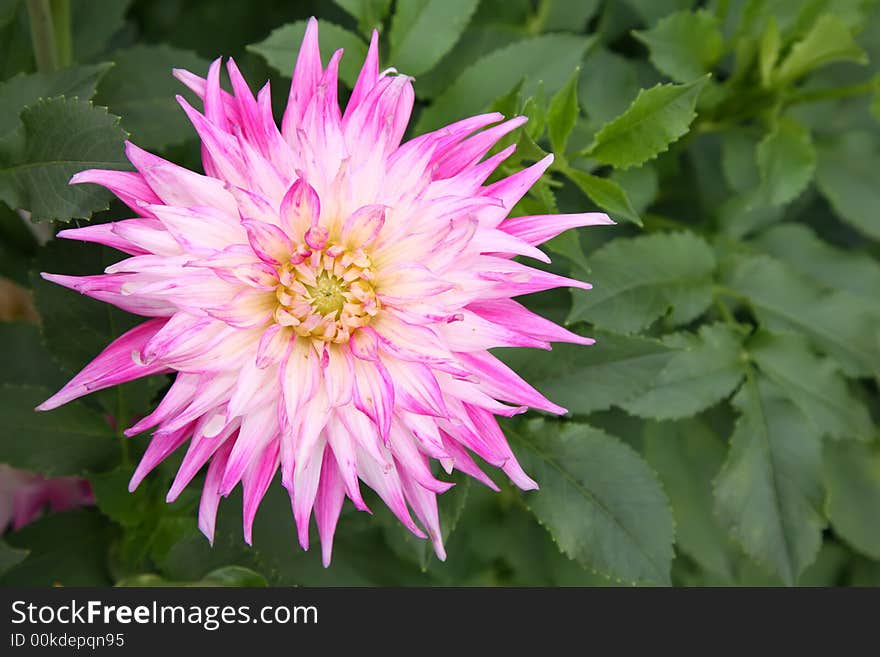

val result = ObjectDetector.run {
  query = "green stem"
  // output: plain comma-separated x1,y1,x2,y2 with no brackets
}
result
26,0,59,72
50,0,72,67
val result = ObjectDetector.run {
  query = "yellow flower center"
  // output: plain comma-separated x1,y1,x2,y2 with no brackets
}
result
274,243,379,343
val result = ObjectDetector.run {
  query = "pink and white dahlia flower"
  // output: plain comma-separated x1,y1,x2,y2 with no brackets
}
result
0,464,94,532
38,19,611,564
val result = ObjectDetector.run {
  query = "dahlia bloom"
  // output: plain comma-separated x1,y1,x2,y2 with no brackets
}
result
38,19,611,564
0,464,94,532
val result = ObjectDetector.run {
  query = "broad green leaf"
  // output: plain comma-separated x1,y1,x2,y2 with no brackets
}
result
546,67,579,155
0,63,112,138
623,323,747,420
88,465,150,528
415,34,593,132
71,0,133,63
0,321,65,389
0,510,113,586
544,230,590,272
333,0,391,35
580,48,641,127
507,418,675,585
568,232,716,332
539,0,601,32
714,376,825,585
0,98,128,222
756,120,816,206
0,201,37,284
723,254,880,377
749,331,873,441
814,131,880,241
0,384,119,476
609,163,658,214
633,10,723,83
720,130,760,193
0,540,28,576
94,45,209,151
248,20,367,88
644,419,735,581
563,167,641,225
823,441,880,559
389,0,479,76
623,0,695,25
414,24,523,100
752,223,880,306
497,331,676,416
717,190,783,238
118,565,269,587
774,14,868,85
586,77,708,169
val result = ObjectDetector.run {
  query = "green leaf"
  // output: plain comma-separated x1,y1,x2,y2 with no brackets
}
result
94,45,210,151
0,509,114,586
717,190,784,238
538,0,601,33
497,331,676,416
568,232,716,332
563,167,641,225
714,376,825,586
71,0,133,63
749,331,873,441
774,14,868,85
723,254,880,377
88,465,149,527
546,67,579,155
580,48,641,127
720,130,760,193
415,34,594,132
586,76,708,169
622,323,747,420
623,0,695,25
116,566,269,587
248,20,367,89
752,223,880,306
333,0,391,35
0,321,64,388
633,10,723,83
609,163,658,214
0,539,28,576
506,418,675,585
0,98,128,222
814,131,880,241
199,565,269,587
823,440,880,559
389,0,479,77
0,200,37,284
0,63,112,139
644,419,735,581
0,384,119,477
756,120,816,206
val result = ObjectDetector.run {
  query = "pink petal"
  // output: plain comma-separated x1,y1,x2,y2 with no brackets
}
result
37,319,170,411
